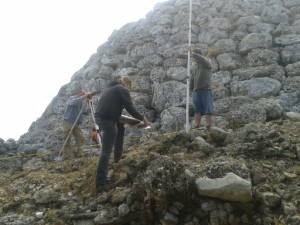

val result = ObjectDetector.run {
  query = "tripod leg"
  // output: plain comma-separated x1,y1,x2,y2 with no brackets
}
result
88,100,102,148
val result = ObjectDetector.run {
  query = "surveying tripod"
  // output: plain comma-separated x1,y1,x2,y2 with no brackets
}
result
56,96,101,161
87,98,102,148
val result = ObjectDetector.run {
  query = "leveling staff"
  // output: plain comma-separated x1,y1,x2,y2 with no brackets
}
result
94,80,149,194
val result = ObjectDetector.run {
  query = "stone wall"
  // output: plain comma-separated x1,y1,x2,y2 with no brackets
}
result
14,0,300,153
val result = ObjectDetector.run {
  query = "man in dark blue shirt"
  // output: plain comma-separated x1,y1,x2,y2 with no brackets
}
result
62,84,91,159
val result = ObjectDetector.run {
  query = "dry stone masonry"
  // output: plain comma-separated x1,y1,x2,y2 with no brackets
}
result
5,0,297,153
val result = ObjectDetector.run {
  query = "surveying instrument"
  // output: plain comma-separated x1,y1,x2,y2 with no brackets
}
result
56,93,101,160
56,89,150,161
86,97,102,147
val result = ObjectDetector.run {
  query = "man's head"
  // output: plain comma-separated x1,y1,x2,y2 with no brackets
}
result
193,48,202,55
108,76,131,89
108,80,120,87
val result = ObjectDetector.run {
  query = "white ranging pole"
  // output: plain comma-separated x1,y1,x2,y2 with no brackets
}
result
185,0,192,133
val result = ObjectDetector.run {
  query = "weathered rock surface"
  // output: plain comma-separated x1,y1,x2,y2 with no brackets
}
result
0,0,296,152
1,119,300,225
195,172,252,202
1,0,300,224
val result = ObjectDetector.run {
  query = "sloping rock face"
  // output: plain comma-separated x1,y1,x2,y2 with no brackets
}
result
0,121,300,225
3,0,296,154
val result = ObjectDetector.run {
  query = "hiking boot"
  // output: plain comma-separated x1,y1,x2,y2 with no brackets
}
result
95,185,107,194
62,146,72,160
95,181,114,194
75,152,85,158
75,147,84,157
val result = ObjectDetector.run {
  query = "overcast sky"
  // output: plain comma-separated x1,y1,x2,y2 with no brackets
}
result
0,0,168,141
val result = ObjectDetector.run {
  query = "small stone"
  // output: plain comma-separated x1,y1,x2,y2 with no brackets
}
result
35,212,43,219
283,171,297,179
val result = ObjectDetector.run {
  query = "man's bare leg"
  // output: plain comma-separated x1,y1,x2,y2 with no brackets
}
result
194,113,201,128
206,114,213,128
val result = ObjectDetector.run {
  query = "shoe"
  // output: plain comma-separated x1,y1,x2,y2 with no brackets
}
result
193,125,200,129
75,152,85,158
95,185,107,194
95,181,114,194
75,147,84,157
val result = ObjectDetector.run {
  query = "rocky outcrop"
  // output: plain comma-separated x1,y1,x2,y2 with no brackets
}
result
1,120,300,225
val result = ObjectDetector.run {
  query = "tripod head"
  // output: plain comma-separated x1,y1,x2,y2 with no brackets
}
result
86,90,101,101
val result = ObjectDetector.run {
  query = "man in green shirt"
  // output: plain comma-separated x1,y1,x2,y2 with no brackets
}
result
189,48,213,129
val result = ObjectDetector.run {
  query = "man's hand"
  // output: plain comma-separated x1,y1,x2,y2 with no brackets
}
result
137,117,149,128
85,92,92,97
143,117,149,126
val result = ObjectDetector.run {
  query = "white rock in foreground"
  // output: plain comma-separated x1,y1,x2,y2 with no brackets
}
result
195,172,252,203
286,112,300,122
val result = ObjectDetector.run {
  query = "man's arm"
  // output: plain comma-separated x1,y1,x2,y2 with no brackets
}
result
192,53,212,69
67,92,91,106
119,87,144,121
189,63,195,92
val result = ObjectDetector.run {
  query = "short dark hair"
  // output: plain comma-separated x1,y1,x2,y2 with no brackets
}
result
193,48,202,55
108,80,120,87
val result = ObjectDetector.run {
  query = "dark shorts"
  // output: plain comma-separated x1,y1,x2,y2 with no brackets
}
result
192,89,213,116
